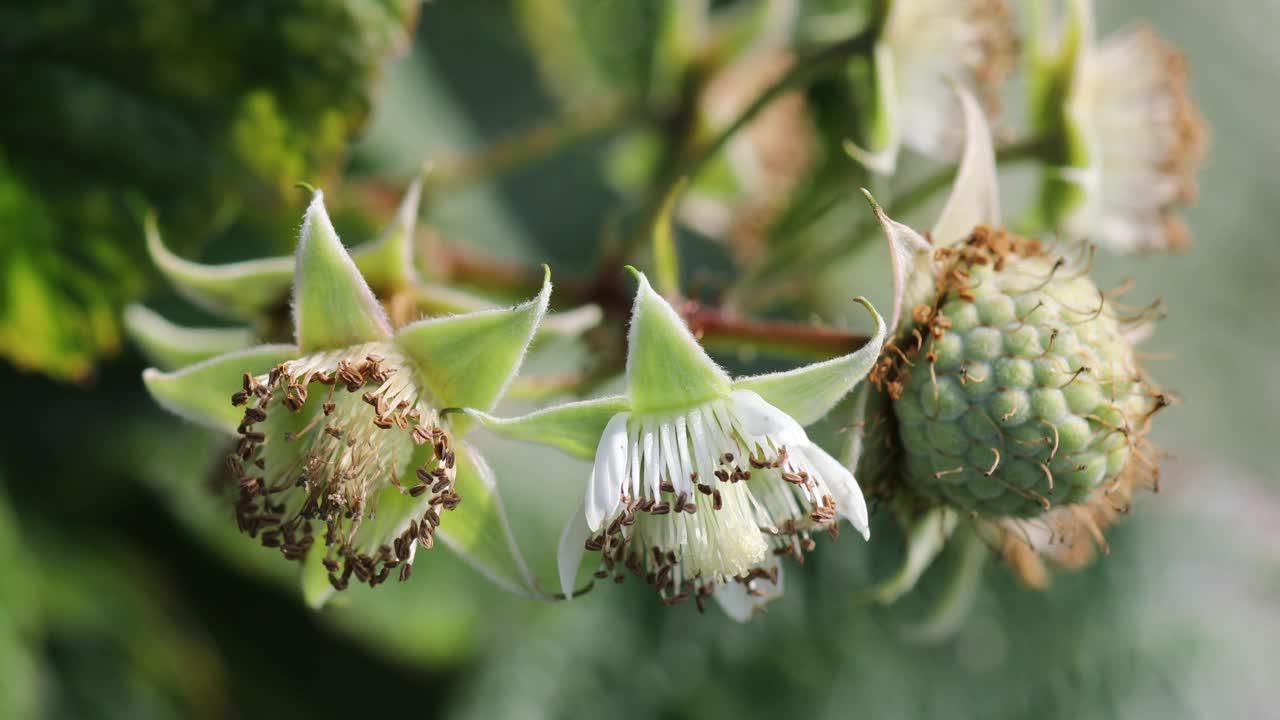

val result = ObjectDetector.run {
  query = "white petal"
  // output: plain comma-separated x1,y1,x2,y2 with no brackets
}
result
931,86,1001,248
658,420,685,495
712,561,785,623
586,412,630,531
557,500,592,599
729,389,806,445
641,419,659,499
805,441,870,540
674,414,695,491
713,581,755,622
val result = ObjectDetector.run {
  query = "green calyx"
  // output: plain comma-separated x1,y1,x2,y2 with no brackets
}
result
886,227,1163,518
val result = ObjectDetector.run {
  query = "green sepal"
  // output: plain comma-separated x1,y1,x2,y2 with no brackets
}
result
461,395,631,460
860,189,932,333
625,269,731,413
124,304,257,371
145,212,293,321
292,190,393,352
1028,0,1092,145
733,297,886,425
1028,0,1094,233
301,540,339,611
900,525,988,644
437,444,544,598
408,284,601,344
397,268,552,431
844,42,901,175
141,344,296,434
931,87,1001,249
351,176,423,293
857,506,957,605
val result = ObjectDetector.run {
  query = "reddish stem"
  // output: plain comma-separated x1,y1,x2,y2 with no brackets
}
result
682,301,871,359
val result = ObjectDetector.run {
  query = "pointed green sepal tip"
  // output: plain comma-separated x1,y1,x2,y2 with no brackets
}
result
124,305,257,371
435,444,545,599
396,268,552,423
352,176,424,293
733,297,886,426
861,187,932,332
141,344,297,435
461,395,631,460
145,212,294,321
292,190,393,352
625,269,731,413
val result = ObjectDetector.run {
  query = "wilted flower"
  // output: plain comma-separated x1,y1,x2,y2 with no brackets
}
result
848,0,1018,174
855,88,1169,597
1032,0,1208,251
143,190,552,604
466,271,885,619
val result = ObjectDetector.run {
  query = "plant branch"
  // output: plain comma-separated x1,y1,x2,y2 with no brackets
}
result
615,27,880,261
683,301,872,360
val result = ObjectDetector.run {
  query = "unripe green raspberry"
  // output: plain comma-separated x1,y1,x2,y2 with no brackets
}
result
888,227,1163,518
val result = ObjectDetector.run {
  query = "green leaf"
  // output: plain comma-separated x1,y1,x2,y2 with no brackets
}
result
931,88,1001,248
461,395,631,460
141,344,296,434
396,268,552,423
0,155,138,382
292,190,393,351
145,213,294,321
123,304,256,371
0,1,417,380
625,269,731,413
352,176,424,293
514,0,672,105
437,444,543,598
734,297,885,425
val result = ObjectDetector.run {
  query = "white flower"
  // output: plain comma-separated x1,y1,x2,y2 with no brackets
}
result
468,270,886,619
581,388,868,611
849,0,1018,173
1059,23,1207,251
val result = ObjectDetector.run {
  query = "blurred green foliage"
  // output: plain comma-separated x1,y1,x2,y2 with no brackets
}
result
0,0,417,381
0,0,1277,718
